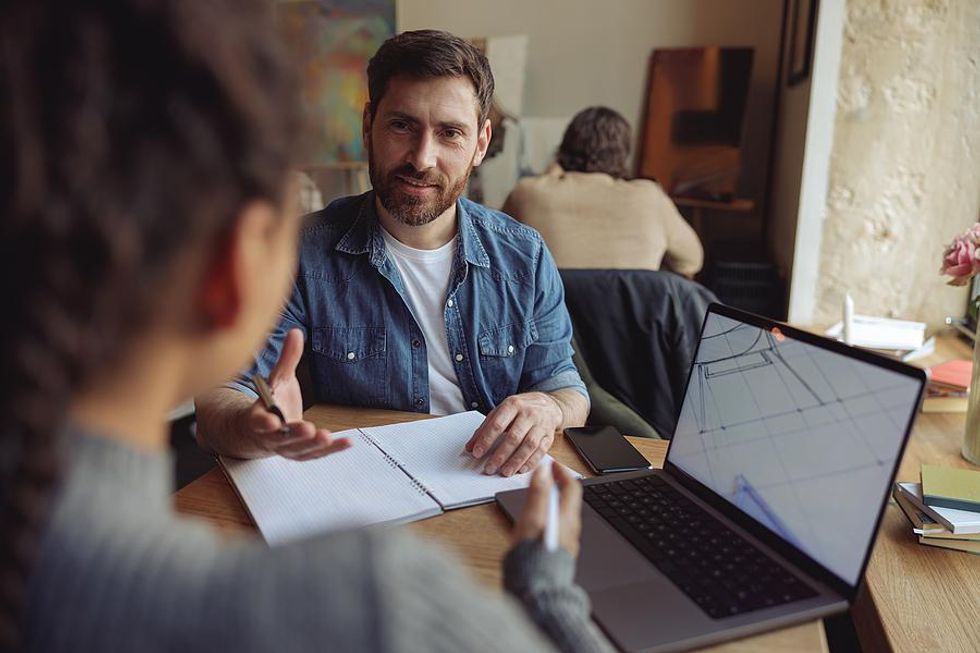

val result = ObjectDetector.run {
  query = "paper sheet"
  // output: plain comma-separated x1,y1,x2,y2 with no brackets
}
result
362,411,569,509
221,429,439,545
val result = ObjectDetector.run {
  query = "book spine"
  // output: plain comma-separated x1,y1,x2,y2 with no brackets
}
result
924,495,980,513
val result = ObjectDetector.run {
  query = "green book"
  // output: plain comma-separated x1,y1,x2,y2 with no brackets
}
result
921,464,980,513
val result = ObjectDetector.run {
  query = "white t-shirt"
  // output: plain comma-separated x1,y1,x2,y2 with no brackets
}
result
380,228,466,415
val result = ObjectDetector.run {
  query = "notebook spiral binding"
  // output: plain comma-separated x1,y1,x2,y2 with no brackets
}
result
358,431,432,497
408,477,430,496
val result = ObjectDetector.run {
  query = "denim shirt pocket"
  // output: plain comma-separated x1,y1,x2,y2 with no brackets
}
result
311,326,388,406
478,320,538,402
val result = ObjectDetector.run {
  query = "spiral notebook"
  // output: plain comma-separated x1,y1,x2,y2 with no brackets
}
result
221,411,562,545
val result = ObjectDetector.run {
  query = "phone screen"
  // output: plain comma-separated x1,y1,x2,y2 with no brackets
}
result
565,425,651,474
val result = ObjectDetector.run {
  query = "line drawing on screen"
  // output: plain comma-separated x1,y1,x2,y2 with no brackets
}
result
670,315,920,584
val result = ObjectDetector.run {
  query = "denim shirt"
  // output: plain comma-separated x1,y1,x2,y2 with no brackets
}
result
229,192,586,414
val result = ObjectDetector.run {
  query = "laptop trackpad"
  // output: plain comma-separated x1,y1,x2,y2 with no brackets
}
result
590,579,716,653
575,507,660,591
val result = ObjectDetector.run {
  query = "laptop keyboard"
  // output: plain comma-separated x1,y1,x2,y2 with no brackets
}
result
584,475,818,619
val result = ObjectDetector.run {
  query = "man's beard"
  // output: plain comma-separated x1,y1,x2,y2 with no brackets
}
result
369,152,472,227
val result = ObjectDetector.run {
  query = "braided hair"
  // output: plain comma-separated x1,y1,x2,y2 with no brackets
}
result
0,0,300,648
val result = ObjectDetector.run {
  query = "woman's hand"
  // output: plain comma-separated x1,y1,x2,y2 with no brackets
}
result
510,461,583,557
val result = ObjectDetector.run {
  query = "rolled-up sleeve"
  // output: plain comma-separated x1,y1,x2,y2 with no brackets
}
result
224,279,308,400
520,243,588,402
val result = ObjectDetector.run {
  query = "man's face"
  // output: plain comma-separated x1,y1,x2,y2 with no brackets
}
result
364,74,490,226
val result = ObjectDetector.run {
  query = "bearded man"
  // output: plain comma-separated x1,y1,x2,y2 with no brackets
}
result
195,30,589,478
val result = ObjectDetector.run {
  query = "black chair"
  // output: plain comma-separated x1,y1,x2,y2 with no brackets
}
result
560,269,718,439
570,332,662,439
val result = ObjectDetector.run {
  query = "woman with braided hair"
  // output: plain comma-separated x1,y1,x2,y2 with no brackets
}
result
0,1,615,652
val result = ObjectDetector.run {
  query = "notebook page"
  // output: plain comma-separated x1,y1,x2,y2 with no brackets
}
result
220,429,441,545
362,411,569,509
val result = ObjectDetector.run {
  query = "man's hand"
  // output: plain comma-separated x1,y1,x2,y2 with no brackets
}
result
511,462,582,557
464,392,564,476
242,328,350,461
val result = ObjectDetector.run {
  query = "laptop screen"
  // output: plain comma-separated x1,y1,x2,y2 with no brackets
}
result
668,310,922,586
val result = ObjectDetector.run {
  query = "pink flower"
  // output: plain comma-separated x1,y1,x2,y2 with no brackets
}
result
940,225,980,286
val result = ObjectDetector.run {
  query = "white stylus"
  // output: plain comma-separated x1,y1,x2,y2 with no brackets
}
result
544,478,559,552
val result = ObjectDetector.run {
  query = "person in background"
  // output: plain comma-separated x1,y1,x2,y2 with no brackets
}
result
503,106,704,277
196,30,588,478
0,2,614,651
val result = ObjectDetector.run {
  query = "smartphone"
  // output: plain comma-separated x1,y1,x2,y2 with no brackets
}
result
564,425,651,474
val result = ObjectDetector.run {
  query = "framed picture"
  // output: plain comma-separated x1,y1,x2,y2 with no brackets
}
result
787,0,818,87
276,0,394,166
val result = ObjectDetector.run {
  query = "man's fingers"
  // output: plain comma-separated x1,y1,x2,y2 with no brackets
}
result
499,427,547,477
288,437,352,461
483,417,533,475
271,421,319,447
274,428,335,458
269,328,304,388
246,400,286,434
518,433,554,474
276,440,324,459
466,401,518,458
269,423,317,455
269,421,319,449
465,407,500,455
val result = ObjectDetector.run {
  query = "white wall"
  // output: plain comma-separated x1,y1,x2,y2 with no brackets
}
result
398,0,783,208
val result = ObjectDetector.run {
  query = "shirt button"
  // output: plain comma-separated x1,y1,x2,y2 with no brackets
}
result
447,299,454,307
346,352,356,360
470,401,479,408
507,344,514,354
412,339,421,348
415,398,424,406
455,353,464,362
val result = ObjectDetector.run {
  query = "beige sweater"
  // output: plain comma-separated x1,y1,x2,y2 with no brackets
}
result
503,165,703,276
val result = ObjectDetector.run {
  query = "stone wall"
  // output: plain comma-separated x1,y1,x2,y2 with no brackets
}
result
813,0,980,330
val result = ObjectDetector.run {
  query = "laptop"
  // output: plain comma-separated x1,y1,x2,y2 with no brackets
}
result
496,303,926,652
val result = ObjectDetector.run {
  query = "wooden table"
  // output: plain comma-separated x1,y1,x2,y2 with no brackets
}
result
175,334,980,652
175,404,826,653
850,334,980,652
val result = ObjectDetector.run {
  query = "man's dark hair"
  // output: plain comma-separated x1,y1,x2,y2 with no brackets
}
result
556,106,632,179
366,30,495,124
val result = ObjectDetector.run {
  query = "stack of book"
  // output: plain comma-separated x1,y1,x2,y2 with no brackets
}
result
892,465,980,555
922,359,972,413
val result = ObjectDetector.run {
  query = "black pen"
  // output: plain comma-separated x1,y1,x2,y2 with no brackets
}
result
251,374,291,434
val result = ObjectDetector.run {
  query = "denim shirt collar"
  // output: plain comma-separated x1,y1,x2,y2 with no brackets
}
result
335,192,491,270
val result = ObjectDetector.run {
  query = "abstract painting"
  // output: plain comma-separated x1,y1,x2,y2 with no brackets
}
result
277,0,394,166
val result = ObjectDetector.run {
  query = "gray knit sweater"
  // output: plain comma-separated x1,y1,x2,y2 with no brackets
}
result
28,430,615,652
